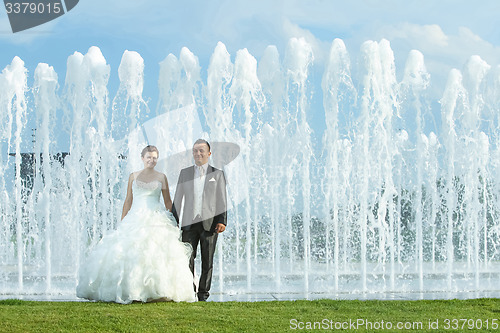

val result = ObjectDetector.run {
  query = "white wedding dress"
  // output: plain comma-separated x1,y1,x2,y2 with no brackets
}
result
76,179,196,304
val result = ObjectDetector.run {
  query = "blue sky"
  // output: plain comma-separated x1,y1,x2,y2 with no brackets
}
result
1,0,500,146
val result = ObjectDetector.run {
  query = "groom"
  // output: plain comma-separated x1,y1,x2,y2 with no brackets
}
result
172,139,227,301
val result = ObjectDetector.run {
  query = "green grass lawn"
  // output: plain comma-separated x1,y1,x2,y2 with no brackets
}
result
0,298,499,332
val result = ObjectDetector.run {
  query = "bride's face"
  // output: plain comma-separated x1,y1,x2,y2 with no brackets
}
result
142,151,158,169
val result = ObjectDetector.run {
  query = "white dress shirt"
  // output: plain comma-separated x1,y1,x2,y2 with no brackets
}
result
193,163,208,219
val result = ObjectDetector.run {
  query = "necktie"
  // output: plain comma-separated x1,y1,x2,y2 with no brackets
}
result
198,166,204,178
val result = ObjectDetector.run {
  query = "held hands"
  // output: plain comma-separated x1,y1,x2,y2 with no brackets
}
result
215,223,226,233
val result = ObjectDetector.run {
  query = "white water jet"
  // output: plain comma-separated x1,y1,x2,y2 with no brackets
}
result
441,68,466,290
229,47,265,290
284,37,314,293
401,49,430,291
258,45,285,289
114,50,148,171
63,50,87,281
461,56,490,289
206,42,234,139
157,47,201,157
1,57,28,290
85,47,113,235
63,47,117,286
423,132,441,271
322,38,355,290
205,42,240,290
158,47,201,115
33,63,58,292
357,39,399,292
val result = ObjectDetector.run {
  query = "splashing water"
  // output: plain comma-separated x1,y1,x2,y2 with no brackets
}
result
1,39,500,299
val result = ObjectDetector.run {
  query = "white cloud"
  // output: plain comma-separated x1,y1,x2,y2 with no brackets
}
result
373,22,500,98
380,23,500,65
387,24,449,49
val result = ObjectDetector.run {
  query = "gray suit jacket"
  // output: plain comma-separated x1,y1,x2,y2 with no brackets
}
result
172,165,227,232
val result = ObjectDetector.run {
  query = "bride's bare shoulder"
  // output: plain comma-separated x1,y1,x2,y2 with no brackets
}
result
154,170,167,181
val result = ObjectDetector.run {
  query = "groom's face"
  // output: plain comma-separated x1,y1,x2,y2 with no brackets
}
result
193,143,211,166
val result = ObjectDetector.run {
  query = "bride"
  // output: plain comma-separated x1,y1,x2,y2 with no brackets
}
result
77,145,196,303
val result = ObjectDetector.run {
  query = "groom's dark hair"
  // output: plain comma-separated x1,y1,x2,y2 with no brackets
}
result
194,139,211,152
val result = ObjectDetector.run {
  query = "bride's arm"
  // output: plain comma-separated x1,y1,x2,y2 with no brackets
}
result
161,174,173,212
121,173,134,220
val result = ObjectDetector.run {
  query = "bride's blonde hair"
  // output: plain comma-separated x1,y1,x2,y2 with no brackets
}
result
141,145,159,157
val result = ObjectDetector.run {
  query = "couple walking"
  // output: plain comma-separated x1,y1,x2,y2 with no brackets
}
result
76,139,227,303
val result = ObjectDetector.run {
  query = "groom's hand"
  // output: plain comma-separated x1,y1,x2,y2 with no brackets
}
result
215,223,226,233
